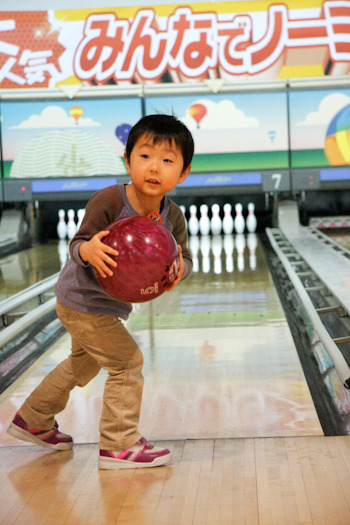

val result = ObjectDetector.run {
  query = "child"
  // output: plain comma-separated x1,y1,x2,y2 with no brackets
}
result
7,114,194,469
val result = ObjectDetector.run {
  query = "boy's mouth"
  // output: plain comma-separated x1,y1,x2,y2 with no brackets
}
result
146,178,160,185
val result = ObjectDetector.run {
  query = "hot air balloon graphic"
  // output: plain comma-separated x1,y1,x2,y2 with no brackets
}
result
189,103,207,128
115,123,132,146
69,105,83,125
268,130,276,143
325,104,350,165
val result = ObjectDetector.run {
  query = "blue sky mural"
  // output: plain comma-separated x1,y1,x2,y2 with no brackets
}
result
145,92,289,154
2,98,143,161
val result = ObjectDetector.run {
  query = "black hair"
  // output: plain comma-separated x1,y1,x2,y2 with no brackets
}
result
125,114,194,172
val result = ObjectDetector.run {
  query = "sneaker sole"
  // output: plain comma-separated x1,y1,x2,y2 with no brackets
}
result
98,452,172,470
7,423,73,451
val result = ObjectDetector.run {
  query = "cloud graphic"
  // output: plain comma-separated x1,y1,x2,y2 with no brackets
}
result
11,105,101,129
183,99,260,130
296,93,350,126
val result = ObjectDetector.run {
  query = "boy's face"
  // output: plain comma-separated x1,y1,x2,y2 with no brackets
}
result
124,133,190,198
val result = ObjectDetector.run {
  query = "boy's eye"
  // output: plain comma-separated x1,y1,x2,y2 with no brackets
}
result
141,154,149,159
164,158,173,163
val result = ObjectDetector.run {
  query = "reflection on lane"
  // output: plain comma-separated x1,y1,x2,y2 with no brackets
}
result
126,233,323,439
0,241,64,301
128,233,275,331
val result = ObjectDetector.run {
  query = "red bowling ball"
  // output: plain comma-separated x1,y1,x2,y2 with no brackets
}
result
95,216,180,303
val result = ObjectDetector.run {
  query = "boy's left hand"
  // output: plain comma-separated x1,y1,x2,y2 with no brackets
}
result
167,245,184,292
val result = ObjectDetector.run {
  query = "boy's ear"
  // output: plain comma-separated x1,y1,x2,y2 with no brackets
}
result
178,165,191,185
124,152,131,174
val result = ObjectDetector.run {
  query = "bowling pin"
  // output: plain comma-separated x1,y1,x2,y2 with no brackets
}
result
210,204,222,235
222,203,234,235
246,202,257,233
234,203,245,234
57,209,67,240
77,208,85,231
180,205,187,229
188,204,199,236
223,234,234,273
235,233,246,272
67,209,77,240
212,234,222,275
58,239,69,269
247,233,258,271
200,235,211,273
199,204,210,236
189,235,200,273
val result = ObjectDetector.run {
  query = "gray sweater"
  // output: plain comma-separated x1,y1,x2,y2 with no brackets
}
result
54,184,192,319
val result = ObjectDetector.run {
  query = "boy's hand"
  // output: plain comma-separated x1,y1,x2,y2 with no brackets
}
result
79,231,119,278
167,245,184,292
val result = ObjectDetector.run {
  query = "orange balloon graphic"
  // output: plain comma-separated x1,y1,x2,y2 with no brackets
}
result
69,105,83,124
189,103,207,128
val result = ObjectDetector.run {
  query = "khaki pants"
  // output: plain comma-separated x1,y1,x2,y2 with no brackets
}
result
19,299,144,450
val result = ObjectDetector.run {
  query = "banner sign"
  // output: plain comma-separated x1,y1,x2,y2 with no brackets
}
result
0,1,349,89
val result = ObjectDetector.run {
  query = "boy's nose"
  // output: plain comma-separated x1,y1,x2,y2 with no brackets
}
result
150,161,159,172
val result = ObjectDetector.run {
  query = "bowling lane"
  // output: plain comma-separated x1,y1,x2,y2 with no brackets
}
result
324,229,350,251
0,233,323,447
0,240,67,301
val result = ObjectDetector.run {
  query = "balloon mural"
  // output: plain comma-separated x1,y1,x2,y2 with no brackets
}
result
115,123,132,145
69,105,83,124
189,103,207,128
268,130,276,143
325,104,350,165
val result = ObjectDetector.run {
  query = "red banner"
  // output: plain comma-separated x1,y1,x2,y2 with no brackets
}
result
0,2,349,89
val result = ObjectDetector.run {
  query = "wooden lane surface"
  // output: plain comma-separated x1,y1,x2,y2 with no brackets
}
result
1,436,350,525
325,230,350,251
0,241,64,301
0,234,322,446
0,234,348,524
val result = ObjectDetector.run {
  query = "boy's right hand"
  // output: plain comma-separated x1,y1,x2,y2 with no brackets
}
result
79,231,119,278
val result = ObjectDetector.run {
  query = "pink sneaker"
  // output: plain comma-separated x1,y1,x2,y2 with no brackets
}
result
99,437,172,469
7,412,73,451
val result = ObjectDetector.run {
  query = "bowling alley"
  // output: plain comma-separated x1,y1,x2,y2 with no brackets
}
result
1,0,350,523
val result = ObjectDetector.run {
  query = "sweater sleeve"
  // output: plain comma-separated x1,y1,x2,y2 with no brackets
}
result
168,201,193,280
69,185,124,265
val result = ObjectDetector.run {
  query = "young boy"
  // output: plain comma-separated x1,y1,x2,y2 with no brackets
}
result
7,114,194,469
